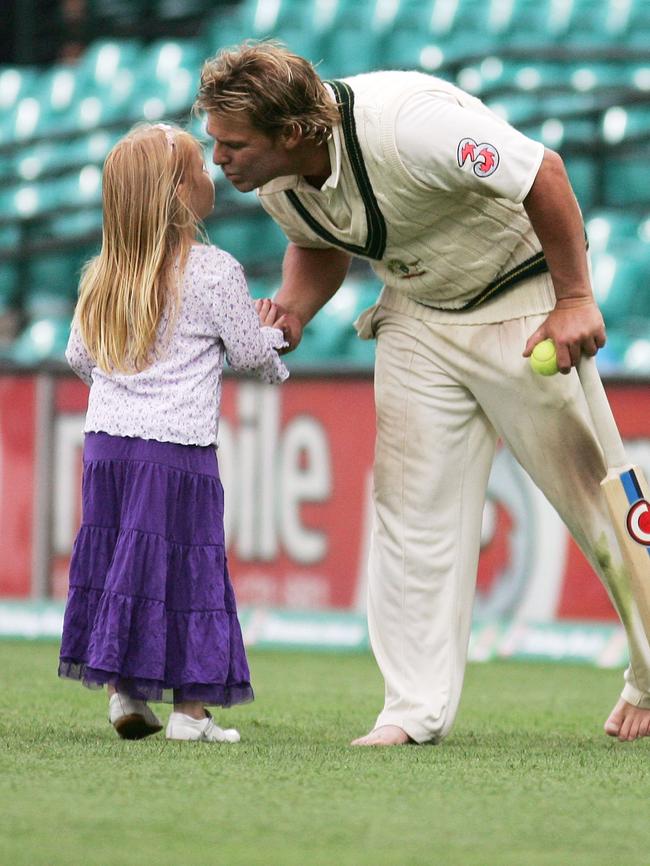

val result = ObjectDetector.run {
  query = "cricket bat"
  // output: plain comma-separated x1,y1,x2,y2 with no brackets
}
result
577,356,650,639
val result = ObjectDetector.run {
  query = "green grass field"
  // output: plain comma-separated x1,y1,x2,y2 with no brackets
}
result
1,641,649,866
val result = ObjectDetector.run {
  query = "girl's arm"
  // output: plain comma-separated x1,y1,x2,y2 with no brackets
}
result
65,321,95,386
214,263,289,384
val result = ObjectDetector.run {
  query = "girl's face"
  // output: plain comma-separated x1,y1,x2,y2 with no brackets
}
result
183,145,215,220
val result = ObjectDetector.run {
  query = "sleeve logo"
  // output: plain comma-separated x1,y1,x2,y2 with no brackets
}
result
457,138,500,178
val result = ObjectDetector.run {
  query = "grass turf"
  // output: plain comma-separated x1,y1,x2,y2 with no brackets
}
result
0,641,648,866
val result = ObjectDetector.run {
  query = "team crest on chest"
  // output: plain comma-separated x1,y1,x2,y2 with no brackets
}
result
386,258,427,279
457,138,500,178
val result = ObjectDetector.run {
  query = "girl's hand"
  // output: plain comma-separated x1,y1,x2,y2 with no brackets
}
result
254,299,303,352
255,298,281,327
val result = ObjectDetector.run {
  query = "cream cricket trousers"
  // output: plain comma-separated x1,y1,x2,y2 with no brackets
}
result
367,304,650,743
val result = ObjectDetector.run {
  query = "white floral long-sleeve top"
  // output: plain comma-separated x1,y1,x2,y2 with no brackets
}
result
66,244,289,446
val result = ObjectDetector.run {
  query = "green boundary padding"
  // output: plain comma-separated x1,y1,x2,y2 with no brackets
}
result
0,602,629,667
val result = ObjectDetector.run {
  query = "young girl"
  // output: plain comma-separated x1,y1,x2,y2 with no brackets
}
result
58,122,288,743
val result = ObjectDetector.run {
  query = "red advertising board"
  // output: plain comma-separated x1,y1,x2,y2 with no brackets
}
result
0,377,36,597
1,371,650,625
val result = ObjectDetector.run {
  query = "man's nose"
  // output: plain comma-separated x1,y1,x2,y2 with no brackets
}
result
213,143,228,165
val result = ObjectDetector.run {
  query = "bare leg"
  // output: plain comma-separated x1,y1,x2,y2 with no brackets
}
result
173,700,206,720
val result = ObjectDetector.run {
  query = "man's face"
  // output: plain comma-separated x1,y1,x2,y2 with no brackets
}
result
206,112,295,192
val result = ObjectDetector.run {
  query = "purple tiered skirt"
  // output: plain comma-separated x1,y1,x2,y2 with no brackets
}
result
58,432,253,706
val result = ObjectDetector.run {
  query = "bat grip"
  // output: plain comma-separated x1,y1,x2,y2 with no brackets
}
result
577,355,628,469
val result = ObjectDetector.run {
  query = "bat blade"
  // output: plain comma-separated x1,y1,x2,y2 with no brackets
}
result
601,464,650,633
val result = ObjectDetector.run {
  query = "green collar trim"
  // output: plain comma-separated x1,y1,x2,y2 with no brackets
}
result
285,79,387,260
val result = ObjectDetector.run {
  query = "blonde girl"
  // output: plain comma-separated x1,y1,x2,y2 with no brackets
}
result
59,123,288,742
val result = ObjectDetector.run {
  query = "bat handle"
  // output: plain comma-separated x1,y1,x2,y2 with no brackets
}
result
577,355,628,470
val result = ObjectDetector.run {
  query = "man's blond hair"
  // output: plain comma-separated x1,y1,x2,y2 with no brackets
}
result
195,41,339,143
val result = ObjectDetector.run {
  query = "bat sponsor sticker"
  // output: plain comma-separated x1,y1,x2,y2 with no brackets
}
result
457,137,500,178
627,499,650,547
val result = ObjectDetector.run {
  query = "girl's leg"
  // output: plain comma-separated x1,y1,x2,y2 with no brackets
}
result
173,699,206,720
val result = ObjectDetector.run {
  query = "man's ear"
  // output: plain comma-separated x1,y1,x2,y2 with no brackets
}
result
280,123,303,150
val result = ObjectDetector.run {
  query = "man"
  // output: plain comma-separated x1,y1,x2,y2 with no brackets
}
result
195,41,650,745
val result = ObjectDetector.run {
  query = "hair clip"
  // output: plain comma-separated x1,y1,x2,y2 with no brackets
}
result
154,123,176,150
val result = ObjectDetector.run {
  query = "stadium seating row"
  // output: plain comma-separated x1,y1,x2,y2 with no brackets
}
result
0,0,649,371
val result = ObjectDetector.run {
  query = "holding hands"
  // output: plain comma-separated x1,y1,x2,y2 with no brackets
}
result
255,298,303,352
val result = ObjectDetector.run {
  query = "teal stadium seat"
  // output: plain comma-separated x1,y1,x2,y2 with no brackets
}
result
603,157,650,208
209,212,288,268
456,58,569,99
0,224,20,254
8,316,71,365
602,104,650,148
16,66,81,135
0,66,37,118
209,215,258,264
0,261,20,316
0,67,38,179
24,251,83,314
563,156,599,211
494,0,572,47
384,0,497,71
131,40,204,120
556,0,627,46
585,210,642,254
75,38,143,91
289,274,379,367
591,248,650,329
623,1,650,48
484,93,540,126
623,330,650,374
15,130,118,182
0,183,42,221
0,169,102,255
594,327,630,373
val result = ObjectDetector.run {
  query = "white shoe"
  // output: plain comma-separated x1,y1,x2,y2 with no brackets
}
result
108,692,163,740
166,710,241,743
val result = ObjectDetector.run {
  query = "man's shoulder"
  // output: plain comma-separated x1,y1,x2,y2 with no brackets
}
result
341,69,450,94
338,70,462,114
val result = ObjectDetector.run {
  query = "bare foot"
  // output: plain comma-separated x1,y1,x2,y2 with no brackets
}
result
350,724,413,746
604,697,650,742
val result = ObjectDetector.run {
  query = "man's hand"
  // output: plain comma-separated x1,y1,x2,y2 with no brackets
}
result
523,297,606,373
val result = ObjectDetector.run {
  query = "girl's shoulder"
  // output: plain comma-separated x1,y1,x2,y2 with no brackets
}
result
188,243,243,273
183,244,245,295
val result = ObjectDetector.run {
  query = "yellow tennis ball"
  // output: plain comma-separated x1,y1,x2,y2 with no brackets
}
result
530,339,558,376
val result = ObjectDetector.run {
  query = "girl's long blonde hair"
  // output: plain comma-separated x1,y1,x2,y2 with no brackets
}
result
76,123,204,373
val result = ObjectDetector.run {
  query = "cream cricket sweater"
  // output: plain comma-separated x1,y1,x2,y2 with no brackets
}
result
257,70,560,325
